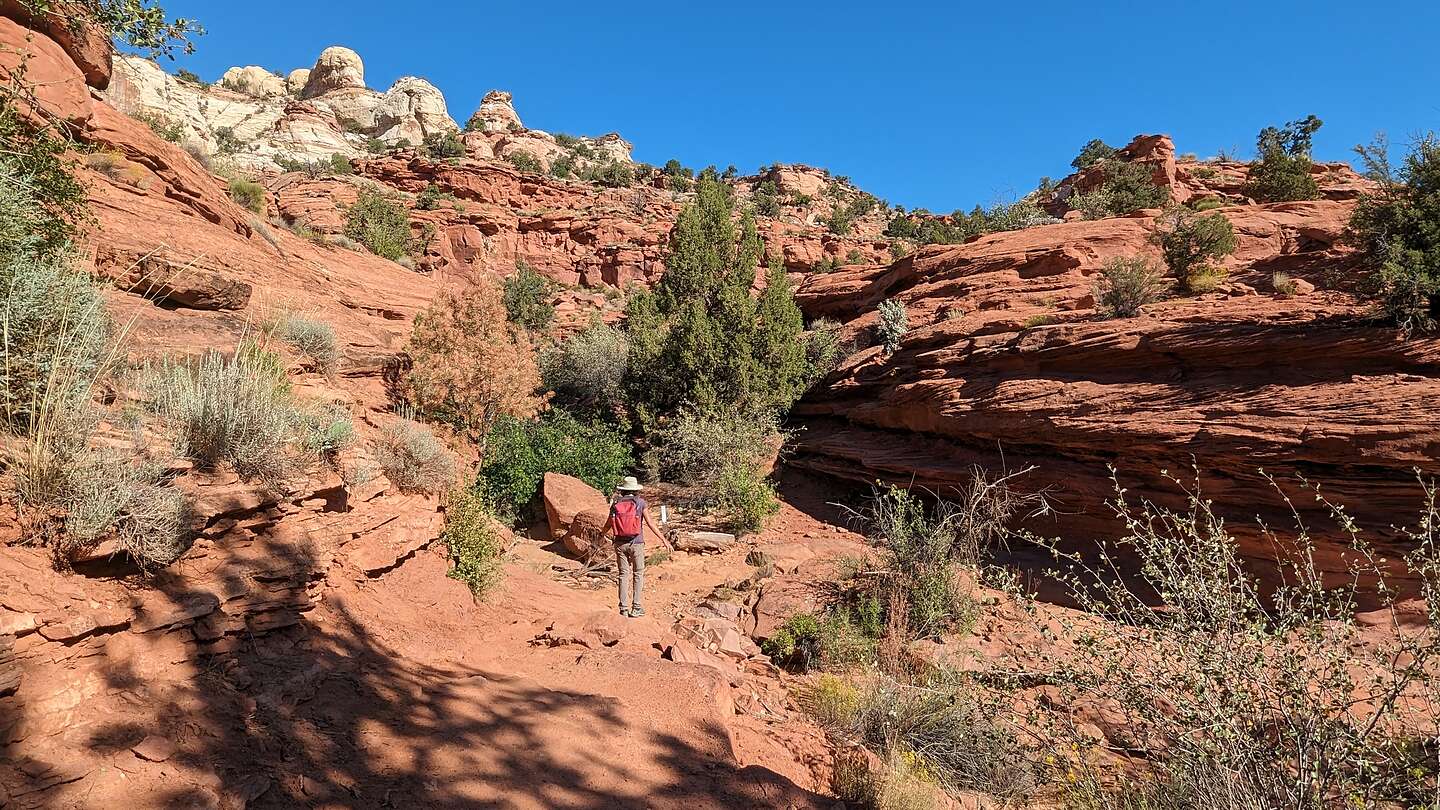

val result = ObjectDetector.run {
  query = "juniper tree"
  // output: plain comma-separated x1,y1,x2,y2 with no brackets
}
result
624,174,808,422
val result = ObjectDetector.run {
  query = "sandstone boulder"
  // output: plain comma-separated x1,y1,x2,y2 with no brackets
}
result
302,46,366,98
470,89,522,132
0,17,92,125
0,0,112,89
374,76,457,145
285,67,311,95
675,531,737,554
543,473,609,550
220,65,287,98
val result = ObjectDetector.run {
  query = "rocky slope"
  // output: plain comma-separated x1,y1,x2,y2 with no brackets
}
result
0,17,849,807
791,151,1440,578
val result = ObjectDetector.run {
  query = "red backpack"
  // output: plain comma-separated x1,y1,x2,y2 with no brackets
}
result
610,498,642,537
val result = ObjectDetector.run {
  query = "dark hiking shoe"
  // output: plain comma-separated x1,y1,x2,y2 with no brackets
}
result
619,607,632,617
629,606,645,617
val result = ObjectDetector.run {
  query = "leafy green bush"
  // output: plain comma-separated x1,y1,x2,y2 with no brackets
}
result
175,68,206,86
477,409,632,514
141,344,310,489
541,319,630,416
884,199,1056,245
374,417,454,494
1348,133,1440,332
273,312,338,373
423,130,465,160
344,188,413,261
1094,256,1169,317
1071,138,1117,170
876,298,908,355
1245,114,1322,203
227,178,265,214
501,263,555,330
328,153,353,175
299,403,354,459
506,152,542,173
1150,205,1238,293
415,183,442,210
1068,159,1167,218
444,487,504,597
584,161,635,188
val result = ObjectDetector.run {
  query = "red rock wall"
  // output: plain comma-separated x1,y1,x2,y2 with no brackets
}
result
791,202,1440,578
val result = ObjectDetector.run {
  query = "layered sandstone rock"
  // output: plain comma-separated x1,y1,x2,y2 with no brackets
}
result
791,200,1440,577
469,89,522,132
300,45,366,98
219,64,287,98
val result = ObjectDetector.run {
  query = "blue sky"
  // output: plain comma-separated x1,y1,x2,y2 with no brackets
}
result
156,0,1440,212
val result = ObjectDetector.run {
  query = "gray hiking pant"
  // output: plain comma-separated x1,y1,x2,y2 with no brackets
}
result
615,540,644,611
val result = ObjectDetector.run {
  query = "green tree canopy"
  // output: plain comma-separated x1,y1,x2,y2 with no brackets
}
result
624,174,808,422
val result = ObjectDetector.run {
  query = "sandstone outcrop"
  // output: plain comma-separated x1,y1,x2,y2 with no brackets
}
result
220,64,287,98
791,199,1440,577
470,89,522,132
301,45,366,98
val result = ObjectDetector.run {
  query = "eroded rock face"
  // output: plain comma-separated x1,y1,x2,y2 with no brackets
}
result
220,65,287,98
470,89,522,132
0,15,92,125
374,76,457,145
791,201,1440,576
285,67,311,95
301,45,365,98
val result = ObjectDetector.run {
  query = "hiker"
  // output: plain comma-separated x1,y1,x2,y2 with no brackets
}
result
608,476,647,618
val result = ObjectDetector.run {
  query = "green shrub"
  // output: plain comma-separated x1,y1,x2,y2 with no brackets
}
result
175,68,206,86
548,153,576,179
141,344,310,489
0,247,110,432
299,403,354,459
374,417,454,494
501,262,555,330
1150,205,1238,293
423,130,465,160
804,317,850,386
476,409,632,514
624,175,810,418
1348,133,1440,332
764,611,877,672
135,111,184,142
584,161,635,188
1094,256,1169,317
876,298,908,355
1071,138,1117,170
649,406,781,534
1068,159,1167,218
444,488,504,597
506,152,542,173
541,319,630,416
1245,114,1322,203
273,312,338,373
227,178,265,214
213,126,242,155
344,188,413,261
752,178,781,217
416,183,442,210
553,133,581,148
328,153,353,175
